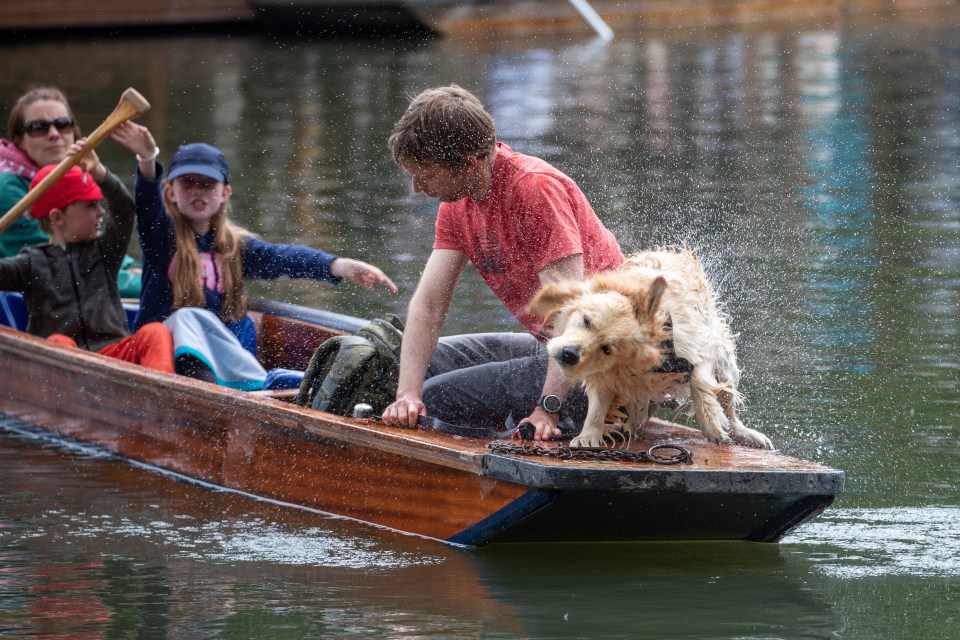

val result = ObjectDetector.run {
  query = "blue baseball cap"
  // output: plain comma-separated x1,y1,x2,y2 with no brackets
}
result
167,143,229,184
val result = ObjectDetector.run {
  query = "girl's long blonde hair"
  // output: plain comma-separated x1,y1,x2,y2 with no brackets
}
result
162,185,248,324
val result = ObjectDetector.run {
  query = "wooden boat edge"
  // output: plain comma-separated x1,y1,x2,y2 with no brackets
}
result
483,449,845,495
0,299,845,545
0,323,844,492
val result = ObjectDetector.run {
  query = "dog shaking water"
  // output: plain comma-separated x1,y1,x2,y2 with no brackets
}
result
528,247,774,450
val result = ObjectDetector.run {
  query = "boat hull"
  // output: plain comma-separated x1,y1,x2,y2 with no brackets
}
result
0,303,842,546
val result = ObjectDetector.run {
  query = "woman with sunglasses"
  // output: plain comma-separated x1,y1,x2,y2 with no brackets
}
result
0,86,142,296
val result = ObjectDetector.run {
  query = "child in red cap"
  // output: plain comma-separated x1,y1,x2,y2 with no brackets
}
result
0,146,174,373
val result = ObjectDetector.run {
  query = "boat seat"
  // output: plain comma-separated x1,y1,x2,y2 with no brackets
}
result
263,367,305,391
0,293,259,360
0,293,140,334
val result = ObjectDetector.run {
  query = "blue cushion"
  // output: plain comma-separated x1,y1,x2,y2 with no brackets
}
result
0,291,27,331
228,315,258,357
2,292,132,333
264,368,305,390
2,293,263,365
123,302,139,332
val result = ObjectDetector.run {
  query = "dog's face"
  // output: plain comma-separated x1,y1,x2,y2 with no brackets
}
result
529,274,668,382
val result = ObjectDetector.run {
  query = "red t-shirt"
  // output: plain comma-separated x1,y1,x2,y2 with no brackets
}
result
434,143,624,335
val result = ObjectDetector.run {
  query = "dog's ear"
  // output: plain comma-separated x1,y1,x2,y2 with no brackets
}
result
635,276,667,321
527,280,587,321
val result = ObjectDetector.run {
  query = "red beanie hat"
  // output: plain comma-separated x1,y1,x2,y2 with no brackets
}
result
29,165,103,219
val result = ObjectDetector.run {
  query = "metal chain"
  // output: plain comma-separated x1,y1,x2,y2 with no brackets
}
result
488,441,694,465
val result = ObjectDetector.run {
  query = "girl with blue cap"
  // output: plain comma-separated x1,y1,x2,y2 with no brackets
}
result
113,122,397,389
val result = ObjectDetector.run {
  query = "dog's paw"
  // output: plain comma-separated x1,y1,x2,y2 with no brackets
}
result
570,426,607,448
570,425,627,448
699,423,730,446
731,426,775,450
570,434,601,448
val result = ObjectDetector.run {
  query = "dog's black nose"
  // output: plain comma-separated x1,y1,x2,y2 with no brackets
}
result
560,346,580,366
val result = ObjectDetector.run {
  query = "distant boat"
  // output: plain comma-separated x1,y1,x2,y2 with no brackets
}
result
0,0,256,32
249,0,927,37
1,0,909,37
0,292,842,546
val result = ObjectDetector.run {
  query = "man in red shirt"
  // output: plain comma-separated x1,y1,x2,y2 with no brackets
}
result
381,85,624,440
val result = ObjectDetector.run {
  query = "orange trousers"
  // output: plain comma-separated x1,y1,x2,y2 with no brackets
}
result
48,322,175,373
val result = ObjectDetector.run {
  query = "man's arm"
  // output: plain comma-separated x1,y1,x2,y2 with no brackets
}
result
539,253,584,284
381,248,467,427
523,253,585,441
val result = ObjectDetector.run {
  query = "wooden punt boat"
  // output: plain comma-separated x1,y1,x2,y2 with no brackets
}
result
0,295,843,547
249,0,938,38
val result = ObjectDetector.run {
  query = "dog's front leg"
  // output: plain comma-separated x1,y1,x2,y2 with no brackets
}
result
570,387,615,448
689,365,732,445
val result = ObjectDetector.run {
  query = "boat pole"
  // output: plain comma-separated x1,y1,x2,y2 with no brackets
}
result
568,0,613,41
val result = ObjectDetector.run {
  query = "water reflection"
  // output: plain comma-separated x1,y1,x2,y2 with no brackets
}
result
785,506,960,578
0,421,852,640
796,31,877,375
475,543,844,639
0,556,110,639
486,50,559,146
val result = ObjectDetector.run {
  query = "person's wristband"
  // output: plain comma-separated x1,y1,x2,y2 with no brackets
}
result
136,146,160,163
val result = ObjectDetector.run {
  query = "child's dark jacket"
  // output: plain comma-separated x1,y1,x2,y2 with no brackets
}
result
0,170,134,351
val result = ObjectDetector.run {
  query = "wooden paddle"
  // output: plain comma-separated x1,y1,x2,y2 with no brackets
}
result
0,87,151,235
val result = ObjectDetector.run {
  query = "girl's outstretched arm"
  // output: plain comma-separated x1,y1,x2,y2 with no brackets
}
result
330,257,398,292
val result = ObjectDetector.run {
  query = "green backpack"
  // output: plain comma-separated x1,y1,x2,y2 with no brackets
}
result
294,314,403,416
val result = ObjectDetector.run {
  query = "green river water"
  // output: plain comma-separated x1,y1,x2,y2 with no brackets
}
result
1,9,958,638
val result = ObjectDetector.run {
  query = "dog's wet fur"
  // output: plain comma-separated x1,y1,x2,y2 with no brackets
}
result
528,247,774,450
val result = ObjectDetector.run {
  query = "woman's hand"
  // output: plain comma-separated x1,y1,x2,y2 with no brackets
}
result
330,257,398,292
68,138,106,182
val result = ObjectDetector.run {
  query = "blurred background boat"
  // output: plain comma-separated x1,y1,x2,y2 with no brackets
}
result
1,0,953,37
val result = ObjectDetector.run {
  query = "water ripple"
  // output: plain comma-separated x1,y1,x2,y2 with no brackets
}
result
783,507,960,578
61,513,444,569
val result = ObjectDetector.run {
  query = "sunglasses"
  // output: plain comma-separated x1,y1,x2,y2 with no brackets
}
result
17,117,75,138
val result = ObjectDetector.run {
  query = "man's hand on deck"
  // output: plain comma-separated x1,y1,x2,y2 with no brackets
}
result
381,393,425,427
514,407,562,441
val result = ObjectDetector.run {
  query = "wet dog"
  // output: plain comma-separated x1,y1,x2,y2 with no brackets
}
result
528,247,774,449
